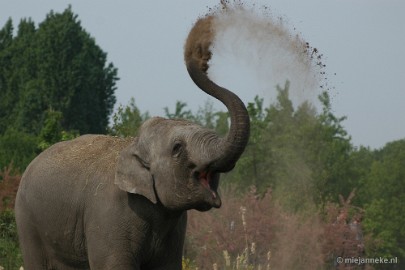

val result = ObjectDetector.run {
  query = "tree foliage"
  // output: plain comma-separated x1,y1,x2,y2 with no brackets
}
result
0,7,118,170
361,140,405,267
0,129,38,172
219,82,354,212
0,7,118,134
110,98,149,137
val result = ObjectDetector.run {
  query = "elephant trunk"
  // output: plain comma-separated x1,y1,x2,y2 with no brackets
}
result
184,15,250,172
186,59,250,172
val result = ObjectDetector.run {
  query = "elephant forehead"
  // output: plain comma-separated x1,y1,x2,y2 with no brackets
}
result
140,118,188,133
138,118,221,156
165,123,220,148
139,117,203,139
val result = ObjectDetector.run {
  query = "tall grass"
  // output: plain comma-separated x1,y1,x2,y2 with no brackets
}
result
185,187,367,270
0,165,22,269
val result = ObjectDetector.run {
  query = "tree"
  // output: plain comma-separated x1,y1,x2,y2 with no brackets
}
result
0,19,17,133
37,109,79,151
310,91,354,203
0,129,38,171
264,82,320,211
0,7,118,135
362,140,405,268
0,7,118,170
229,95,270,192
0,18,41,134
193,99,217,130
34,7,118,134
164,101,195,121
164,99,230,136
110,98,149,137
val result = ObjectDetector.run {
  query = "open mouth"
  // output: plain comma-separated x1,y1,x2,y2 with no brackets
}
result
193,170,221,207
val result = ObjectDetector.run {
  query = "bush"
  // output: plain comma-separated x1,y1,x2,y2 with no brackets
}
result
0,167,22,269
185,186,325,269
0,166,21,211
0,129,38,172
0,210,22,269
185,187,369,270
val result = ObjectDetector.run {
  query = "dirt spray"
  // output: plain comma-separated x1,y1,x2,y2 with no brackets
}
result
186,1,327,108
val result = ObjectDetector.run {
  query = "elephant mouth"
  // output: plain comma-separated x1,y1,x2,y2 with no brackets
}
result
194,170,221,208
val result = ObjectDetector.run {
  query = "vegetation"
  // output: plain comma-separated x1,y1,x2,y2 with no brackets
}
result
0,168,22,268
0,6,404,270
0,6,118,171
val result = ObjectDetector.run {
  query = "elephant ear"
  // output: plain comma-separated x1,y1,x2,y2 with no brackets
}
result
114,139,157,204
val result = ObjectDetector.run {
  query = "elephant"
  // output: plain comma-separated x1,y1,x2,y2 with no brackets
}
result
15,15,250,270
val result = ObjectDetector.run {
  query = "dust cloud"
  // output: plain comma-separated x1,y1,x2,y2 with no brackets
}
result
203,1,326,108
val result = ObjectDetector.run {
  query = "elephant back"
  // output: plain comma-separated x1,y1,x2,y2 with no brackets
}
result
19,135,134,196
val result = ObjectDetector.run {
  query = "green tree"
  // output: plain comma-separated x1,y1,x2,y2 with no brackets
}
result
0,7,118,170
362,140,405,268
310,91,354,203
193,99,217,129
164,99,229,135
0,129,38,171
110,98,149,137
349,146,375,206
0,19,17,133
229,95,270,192
213,111,229,136
164,101,195,121
1,18,40,134
226,82,355,211
0,7,118,135
265,82,320,211
37,109,79,151
226,82,300,199
35,7,118,134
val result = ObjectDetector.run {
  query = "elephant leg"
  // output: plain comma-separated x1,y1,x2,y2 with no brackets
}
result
17,221,49,269
88,256,139,270
87,244,139,270
17,215,89,270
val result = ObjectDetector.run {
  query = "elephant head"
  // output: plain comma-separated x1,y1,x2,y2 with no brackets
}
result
115,15,250,212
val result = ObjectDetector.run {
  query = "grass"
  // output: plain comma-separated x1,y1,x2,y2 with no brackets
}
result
0,166,368,270
185,187,366,270
0,210,23,270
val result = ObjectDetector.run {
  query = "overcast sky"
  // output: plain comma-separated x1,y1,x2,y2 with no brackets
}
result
1,0,404,149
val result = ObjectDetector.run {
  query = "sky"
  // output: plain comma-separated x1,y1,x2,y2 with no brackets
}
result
1,0,404,149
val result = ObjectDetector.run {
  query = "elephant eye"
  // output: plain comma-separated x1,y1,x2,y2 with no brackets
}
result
172,142,183,157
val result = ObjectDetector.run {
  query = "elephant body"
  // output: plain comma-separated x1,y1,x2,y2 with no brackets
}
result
16,15,250,270
16,135,186,269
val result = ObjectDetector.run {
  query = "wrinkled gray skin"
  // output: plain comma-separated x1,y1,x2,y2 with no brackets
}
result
15,30,250,270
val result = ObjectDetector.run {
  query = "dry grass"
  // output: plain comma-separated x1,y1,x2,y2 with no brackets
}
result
185,187,367,270
0,167,369,269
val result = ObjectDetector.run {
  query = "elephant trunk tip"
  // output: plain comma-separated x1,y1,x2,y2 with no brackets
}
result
184,15,215,73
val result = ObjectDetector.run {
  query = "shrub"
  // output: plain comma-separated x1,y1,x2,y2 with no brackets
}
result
185,187,368,270
0,166,21,211
0,210,22,269
0,129,38,172
0,167,22,269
